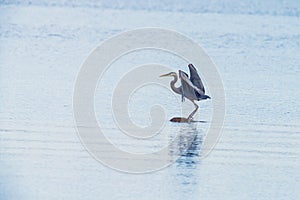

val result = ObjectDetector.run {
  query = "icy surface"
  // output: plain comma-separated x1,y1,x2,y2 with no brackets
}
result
1,1,300,200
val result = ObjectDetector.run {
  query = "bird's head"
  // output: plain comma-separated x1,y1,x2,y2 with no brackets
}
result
159,72,177,78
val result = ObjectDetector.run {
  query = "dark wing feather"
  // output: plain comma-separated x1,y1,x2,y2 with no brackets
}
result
188,64,205,95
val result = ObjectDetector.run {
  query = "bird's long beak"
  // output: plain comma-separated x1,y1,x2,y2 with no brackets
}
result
159,73,170,77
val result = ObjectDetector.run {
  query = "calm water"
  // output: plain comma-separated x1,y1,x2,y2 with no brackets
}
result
1,1,300,199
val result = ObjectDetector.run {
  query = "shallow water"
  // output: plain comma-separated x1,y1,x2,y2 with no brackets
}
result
1,1,300,199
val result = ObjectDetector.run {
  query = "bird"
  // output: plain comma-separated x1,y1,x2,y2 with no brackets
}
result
160,64,210,122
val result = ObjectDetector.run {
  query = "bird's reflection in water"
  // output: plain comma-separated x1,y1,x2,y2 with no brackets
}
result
176,133,202,168
168,124,203,188
168,124,203,165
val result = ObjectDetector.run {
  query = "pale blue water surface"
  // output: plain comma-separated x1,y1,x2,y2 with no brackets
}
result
1,1,300,199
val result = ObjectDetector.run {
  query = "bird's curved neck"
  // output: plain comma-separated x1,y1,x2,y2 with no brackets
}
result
170,75,181,95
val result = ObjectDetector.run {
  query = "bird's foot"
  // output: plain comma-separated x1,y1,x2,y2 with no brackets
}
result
187,116,193,123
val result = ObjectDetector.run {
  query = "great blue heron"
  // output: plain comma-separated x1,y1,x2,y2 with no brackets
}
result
160,64,211,122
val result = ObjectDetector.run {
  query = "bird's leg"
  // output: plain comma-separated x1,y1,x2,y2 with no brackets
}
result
187,100,199,122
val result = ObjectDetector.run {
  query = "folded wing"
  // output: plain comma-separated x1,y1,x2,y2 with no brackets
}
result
179,70,200,101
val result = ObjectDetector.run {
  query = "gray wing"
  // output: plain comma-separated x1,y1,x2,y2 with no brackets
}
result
188,64,205,95
179,70,200,101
